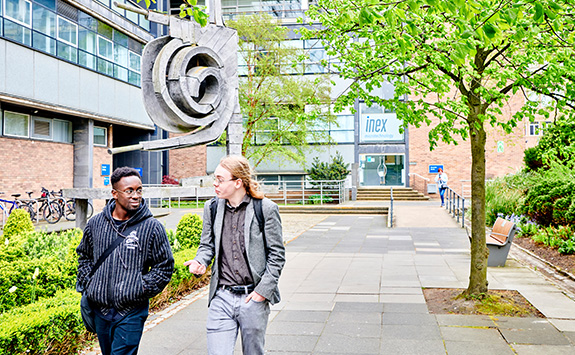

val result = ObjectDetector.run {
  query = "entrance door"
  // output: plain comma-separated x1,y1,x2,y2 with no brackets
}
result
359,154,404,187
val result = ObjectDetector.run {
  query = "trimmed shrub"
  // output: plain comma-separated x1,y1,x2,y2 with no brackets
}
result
0,289,88,355
306,152,350,182
522,179,575,226
150,247,210,310
176,214,203,249
3,209,34,239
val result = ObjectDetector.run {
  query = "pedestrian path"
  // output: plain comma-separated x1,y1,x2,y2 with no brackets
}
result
135,202,575,354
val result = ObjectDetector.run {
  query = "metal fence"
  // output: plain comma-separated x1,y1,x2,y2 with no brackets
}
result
444,187,466,228
259,179,349,205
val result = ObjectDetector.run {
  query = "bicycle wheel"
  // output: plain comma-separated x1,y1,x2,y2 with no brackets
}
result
42,201,62,224
64,200,76,221
17,201,36,221
87,201,94,218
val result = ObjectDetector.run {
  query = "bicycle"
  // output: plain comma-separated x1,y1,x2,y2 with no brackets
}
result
0,192,35,223
52,190,94,221
35,187,63,224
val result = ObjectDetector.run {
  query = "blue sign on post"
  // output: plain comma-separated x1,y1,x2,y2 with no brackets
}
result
103,177,110,186
101,164,110,176
135,168,143,177
429,164,444,174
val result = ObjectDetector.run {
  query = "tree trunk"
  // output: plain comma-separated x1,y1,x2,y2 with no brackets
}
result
465,114,489,296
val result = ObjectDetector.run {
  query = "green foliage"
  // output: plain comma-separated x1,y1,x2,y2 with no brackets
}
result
21,229,82,261
227,13,334,168
485,176,523,226
522,177,575,226
0,289,86,355
524,117,575,172
523,147,543,172
3,209,34,239
308,194,334,204
176,214,203,249
306,152,351,181
177,0,209,26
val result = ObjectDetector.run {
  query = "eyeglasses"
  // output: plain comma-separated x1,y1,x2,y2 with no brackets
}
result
213,177,237,186
114,188,143,196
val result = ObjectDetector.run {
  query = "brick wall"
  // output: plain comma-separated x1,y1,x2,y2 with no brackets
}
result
0,137,73,198
408,93,529,197
168,133,207,180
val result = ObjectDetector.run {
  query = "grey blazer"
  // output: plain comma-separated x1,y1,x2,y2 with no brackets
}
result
194,197,286,305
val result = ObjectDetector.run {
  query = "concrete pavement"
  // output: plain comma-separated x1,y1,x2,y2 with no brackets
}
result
76,201,575,354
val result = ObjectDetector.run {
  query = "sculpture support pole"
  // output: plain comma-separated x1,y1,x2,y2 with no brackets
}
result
227,109,243,156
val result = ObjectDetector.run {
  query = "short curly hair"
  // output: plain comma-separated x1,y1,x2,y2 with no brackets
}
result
111,167,141,188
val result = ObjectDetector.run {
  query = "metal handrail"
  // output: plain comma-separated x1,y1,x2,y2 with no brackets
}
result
408,173,430,181
388,186,394,228
444,186,465,228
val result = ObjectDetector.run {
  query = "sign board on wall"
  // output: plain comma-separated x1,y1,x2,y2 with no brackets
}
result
135,168,143,177
104,177,110,186
429,165,444,174
360,112,404,142
101,164,110,176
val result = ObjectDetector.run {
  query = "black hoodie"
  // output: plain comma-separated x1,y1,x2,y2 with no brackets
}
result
76,199,174,315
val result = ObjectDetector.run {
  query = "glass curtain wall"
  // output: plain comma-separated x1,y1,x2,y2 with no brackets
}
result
1,0,144,86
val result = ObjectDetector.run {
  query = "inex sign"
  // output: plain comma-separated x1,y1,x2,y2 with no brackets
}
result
360,112,404,142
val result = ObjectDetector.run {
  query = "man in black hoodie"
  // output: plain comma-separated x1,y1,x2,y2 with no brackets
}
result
76,167,174,355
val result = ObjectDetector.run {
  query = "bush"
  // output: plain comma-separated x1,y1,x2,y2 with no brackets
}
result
485,175,524,226
308,194,334,204
162,175,179,185
306,152,350,182
522,178,575,226
0,289,87,355
150,247,210,310
3,209,34,239
176,214,203,249
523,147,543,172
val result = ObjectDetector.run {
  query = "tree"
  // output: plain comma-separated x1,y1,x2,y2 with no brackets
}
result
524,116,575,171
302,0,575,296
227,14,335,168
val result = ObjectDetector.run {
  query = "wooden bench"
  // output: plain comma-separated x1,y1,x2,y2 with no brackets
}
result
486,217,517,267
466,217,517,267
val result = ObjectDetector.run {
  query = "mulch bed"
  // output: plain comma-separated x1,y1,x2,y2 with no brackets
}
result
514,236,575,275
423,288,544,318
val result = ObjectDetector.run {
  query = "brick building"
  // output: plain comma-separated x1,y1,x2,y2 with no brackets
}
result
0,0,169,204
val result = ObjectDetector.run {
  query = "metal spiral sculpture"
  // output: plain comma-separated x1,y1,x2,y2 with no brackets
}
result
109,2,240,154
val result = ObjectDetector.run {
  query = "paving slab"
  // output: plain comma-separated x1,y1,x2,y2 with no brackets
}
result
82,204,575,355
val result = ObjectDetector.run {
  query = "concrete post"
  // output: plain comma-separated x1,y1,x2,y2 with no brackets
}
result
226,109,243,156
73,118,94,230
351,163,358,201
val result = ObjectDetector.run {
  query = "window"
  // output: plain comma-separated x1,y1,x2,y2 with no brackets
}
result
31,116,52,139
97,35,114,75
4,111,29,137
527,121,552,136
5,0,31,26
57,16,77,46
32,4,56,54
94,126,107,146
53,119,72,143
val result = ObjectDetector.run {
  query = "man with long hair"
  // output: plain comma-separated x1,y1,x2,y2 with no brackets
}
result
185,155,285,354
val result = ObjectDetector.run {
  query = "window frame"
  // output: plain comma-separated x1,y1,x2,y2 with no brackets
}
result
4,0,32,27
31,116,53,140
57,15,78,47
93,126,108,147
3,111,30,138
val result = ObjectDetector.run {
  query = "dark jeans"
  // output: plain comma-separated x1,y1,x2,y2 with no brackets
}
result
94,304,149,355
439,187,446,205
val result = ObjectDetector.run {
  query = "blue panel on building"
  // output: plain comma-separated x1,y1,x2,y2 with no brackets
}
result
104,177,110,186
101,164,111,176
135,167,143,177
429,165,443,174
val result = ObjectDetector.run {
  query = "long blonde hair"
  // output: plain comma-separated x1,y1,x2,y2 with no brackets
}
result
219,155,264,199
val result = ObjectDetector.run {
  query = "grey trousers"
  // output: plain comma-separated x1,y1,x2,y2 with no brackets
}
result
206,288,270,355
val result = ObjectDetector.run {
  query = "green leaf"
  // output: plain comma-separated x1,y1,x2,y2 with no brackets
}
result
187,0,197,5
359,7,375,26
187,7,194,16
534,2,544,22
483,23,497,39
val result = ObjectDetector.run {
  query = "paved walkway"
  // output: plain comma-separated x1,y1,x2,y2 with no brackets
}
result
77,201,575,354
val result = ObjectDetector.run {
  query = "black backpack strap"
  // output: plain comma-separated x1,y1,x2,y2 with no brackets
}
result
253,198,265,235
89,235,124,278
210,197,219,238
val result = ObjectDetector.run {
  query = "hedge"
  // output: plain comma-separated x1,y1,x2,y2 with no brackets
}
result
0,289,88,355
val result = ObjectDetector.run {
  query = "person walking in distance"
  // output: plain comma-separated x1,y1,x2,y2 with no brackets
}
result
435,167,449,207
76,167,174,355
184,155,286,355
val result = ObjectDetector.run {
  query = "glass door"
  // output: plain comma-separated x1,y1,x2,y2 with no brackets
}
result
359,154,404,187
